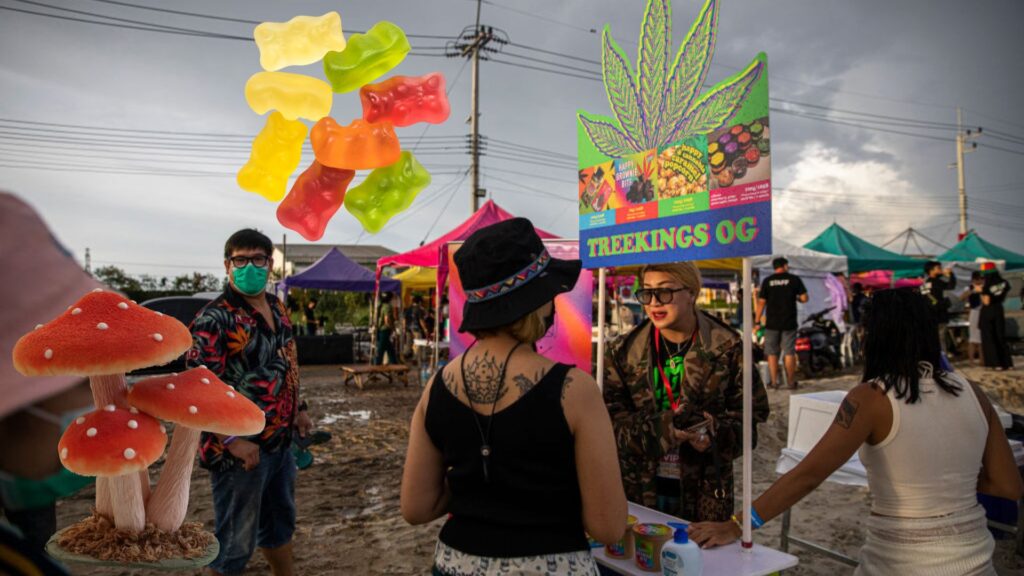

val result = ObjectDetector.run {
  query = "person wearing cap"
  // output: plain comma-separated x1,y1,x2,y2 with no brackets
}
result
603,261,770,523
0,192,99,574
401,218,626,575
755,257,808,389
921,261,957,355
185,229,313,576
978,263,1013,371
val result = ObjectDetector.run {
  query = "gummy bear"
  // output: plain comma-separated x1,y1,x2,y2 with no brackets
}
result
276,161,355,241
344,151,431,234
360,73,451,127
245,71,333,122
254,11,346,72
311,117,400,170
237,111,308,202
322,21,410,93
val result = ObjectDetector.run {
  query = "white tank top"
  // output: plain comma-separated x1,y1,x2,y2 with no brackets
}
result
858,368,988,518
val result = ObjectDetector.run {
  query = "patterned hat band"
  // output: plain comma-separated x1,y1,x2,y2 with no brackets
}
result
466,250,551,303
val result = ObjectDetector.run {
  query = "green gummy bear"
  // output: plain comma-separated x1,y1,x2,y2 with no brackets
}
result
345,151,431,233
323,21,411,93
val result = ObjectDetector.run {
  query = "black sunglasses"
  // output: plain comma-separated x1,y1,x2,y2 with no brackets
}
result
635,287,687,305
229,255,269,268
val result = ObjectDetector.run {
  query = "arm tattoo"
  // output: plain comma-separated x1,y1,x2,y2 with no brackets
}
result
442,368,458,397
512,369,544,395
835,397,860,429
463,351,507,404
561,374,574,401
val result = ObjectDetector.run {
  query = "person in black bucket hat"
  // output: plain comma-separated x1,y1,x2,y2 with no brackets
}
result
400,217,626,575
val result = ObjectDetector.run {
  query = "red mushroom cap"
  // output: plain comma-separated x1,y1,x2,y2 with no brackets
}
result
128,367,266,436
12,290,193,376
58,404,167,477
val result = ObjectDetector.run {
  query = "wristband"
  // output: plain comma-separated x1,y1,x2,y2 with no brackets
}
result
730,514,743,532
750,507,765,529
222,435,238,446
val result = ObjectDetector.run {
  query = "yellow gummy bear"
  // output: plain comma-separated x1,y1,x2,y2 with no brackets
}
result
245,71,333,122
237,112,308,202
254,11,347,72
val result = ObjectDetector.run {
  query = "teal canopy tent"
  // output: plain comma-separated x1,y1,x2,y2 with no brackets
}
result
937,231,1024,270
804,223,924,274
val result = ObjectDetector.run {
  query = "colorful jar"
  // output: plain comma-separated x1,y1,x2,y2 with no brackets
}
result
604,514,639,559
633,523,673,572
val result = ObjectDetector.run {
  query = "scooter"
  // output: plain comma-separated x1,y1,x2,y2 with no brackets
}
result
795,306,843,378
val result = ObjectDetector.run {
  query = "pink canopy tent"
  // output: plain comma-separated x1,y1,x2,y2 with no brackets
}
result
851,270,923,290
372,200,559,366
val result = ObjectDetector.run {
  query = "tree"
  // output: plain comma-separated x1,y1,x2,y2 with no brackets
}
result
94,266,141,294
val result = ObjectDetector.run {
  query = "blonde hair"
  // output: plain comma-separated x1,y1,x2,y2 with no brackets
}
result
640,261,702,297
469,305,548,344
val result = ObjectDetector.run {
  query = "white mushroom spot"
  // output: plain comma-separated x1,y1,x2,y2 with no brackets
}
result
201,378,210,385
92,288,103,293
200,365,208,370
166,383,175,390
35,324,43,330
188,406,198,414
152,333,164,342
117,302,129,310
127,419,138,429
227,391,236,398
60,447,68,459
129,407,139,414
160,425,167,434
104,404,115,412
75,416,85,425
44,349,53,360
96,322,109,330
123,448,136,460
71,308,82,315
86,428,97,437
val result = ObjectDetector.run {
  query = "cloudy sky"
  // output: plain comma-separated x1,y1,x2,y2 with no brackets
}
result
1,0,1022,279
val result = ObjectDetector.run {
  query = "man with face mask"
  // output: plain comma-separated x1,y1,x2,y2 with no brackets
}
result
1,192,97,574
185,229,313,576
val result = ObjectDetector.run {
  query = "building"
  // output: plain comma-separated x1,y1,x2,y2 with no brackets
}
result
272,244,396,277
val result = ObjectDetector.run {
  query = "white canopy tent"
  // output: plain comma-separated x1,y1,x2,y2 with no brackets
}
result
753,238,850,329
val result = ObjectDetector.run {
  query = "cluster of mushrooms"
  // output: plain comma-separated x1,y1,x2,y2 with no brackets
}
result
12,289,265,536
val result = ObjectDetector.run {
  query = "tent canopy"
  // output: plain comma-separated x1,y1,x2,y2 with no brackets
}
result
393,266,436,294
938,231,1024,270
377,200,559,270
804,223,922,274
752,238,848,275
284,248,400,293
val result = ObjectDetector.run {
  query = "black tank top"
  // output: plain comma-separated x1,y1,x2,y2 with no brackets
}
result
424,362,588,557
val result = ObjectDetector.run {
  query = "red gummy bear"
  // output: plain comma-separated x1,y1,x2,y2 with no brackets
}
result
311,117,401,170
360,72,450,127
276,160,355,241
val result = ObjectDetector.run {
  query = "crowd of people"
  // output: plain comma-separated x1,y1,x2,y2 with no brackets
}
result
2,198,1022,575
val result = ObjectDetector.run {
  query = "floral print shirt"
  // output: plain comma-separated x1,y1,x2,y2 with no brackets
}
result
186,288,299,471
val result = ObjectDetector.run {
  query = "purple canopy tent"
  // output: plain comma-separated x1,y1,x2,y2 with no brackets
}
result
281,247,401,295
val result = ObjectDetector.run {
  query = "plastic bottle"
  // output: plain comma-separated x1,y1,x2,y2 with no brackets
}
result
661,522,703,576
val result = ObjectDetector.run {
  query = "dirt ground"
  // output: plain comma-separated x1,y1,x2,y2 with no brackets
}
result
57,358,1024,575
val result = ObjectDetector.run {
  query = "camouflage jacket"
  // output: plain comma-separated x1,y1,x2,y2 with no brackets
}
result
603,312,769,518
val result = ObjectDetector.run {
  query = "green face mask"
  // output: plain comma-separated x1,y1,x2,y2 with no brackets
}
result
0,407,94,511
232,263,269,296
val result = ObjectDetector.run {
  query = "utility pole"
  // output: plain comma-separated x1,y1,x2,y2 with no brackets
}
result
84,247,91,275
447,2,507,213
952,107,982,239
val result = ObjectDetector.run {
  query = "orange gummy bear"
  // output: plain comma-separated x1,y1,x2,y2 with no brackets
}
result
310,117,400,170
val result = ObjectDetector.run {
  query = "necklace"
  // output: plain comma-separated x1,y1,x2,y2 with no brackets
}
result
460,341,522,484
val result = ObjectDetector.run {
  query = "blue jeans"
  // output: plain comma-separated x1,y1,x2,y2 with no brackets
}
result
208,447,296,574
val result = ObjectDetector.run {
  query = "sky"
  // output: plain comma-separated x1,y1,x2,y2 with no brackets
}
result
1,0,1022,279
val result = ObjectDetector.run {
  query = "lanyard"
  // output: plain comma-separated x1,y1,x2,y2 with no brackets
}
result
653,328,696,411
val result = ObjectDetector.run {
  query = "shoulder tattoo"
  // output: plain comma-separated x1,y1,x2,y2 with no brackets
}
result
512,368,545,395
835,397,860,429
463,351,506,404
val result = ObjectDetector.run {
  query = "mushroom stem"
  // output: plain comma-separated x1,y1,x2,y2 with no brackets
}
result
89,373,128,407
145,425,201,532
89,373,128,520
109,472,146,532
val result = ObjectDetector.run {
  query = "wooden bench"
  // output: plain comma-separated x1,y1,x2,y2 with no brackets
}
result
340,364,410,390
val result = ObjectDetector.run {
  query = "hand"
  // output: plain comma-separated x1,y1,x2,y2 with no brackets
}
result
226,439,260,471
688,520,742,549
296,410,314,438
688,431,711,452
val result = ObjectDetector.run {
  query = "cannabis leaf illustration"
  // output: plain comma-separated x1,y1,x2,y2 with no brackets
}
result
579,0,763,158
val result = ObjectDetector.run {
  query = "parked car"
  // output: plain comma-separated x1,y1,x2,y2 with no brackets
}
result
129,294,215,376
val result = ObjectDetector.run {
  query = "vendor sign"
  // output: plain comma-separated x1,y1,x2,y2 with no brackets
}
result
577,0,771,268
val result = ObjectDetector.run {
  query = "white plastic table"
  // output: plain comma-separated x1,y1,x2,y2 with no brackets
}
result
593,503,799,576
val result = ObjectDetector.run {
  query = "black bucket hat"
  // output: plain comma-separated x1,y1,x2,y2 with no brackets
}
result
455,218,582,333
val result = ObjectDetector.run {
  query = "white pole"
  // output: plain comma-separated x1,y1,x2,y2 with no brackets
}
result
596,268,607,389
742,257,753,549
